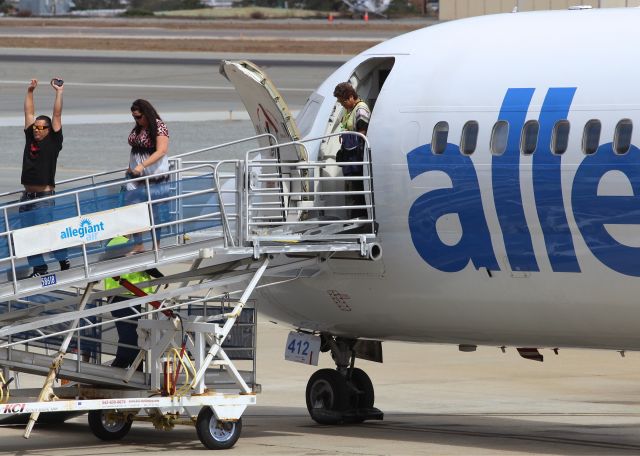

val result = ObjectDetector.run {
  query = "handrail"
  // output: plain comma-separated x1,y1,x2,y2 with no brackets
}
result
213,160,241,248
0,175,230,245
244,131,371,163
0,168,127,200
0,129,378,300
0,133,276,201
172,133,278,160
0,162,234,294
0,163,221,212
242,131,374,241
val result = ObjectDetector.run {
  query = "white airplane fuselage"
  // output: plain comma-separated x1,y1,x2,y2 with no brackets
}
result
256,9,640,351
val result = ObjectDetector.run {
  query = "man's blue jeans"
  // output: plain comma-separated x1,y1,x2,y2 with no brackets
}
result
19,192,69,268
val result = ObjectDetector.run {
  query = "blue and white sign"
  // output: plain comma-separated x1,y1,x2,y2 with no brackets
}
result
13,203,151,258
284,331,320,366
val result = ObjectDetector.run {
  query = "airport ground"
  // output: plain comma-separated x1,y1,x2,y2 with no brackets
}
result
2,20,640,455
4,330,640,455
0,16,435,54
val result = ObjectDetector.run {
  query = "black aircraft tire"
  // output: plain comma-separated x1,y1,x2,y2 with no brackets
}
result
305,368,350,424
195,407,242,450
87,409,132,441
350,367,375,409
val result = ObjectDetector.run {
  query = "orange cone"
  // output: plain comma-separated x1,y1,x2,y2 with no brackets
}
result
364,11,369,22
328,12,333,22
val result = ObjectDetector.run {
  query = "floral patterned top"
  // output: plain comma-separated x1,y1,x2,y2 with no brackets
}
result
128,118,169,149
128,118,170,183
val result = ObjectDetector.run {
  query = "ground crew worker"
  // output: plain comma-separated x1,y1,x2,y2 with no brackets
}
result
333,82,370,219
104,235,164,369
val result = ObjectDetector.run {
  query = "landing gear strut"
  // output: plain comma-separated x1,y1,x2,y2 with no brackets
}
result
305,336,383,424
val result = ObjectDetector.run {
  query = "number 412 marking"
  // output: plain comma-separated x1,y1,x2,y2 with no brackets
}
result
287,339,310,356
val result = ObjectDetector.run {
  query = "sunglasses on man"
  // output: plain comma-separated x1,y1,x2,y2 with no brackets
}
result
32,125,50,131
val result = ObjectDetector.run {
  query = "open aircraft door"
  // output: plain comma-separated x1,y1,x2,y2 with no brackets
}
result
220,60,310,225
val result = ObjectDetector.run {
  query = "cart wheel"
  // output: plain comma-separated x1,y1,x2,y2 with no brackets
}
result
195,407,242,450
88,409,132,441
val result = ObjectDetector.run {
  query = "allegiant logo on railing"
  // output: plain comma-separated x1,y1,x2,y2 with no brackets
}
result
60,218,105,242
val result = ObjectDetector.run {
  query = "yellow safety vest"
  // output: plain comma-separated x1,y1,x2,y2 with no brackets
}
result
340,100,370,132
103,236,154,295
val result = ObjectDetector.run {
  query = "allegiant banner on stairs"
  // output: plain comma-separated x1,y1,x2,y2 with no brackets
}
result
12,203,151,258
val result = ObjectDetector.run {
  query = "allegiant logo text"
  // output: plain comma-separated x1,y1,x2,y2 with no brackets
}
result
60,218,105,242
407,87,640,277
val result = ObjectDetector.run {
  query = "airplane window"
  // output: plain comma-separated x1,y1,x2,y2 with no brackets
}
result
432,121,449,154
582,119,601,155
460,121,479,155
614,119,633,155
520,120,539,155
491,121,509,155
552,120,570,155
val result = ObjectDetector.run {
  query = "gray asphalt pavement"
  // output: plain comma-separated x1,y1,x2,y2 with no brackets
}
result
4,325,640,455
0,49,337,118
0,24,396,40
0,49,338,192
0,120,256,192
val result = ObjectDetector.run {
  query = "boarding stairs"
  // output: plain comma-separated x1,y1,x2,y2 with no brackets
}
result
0,132,378,446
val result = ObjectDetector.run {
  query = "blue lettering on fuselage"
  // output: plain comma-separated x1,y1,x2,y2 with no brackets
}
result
533,88,580,272
572,142,640,276
407,87,640,277
492,88,539,272
407,143,499,272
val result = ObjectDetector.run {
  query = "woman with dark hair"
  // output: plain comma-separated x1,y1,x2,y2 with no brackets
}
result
126,99,170,255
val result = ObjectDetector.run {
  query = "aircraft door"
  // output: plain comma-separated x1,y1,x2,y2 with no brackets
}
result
220,60,309,228
319,57,396,226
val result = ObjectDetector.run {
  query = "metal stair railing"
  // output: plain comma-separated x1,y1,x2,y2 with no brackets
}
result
168,134,276,248
0,256,321,345
0,133,277,203
243,131,375,242
0,129,385,443
0,130,379,302
0,255,321,395
0,161,234,300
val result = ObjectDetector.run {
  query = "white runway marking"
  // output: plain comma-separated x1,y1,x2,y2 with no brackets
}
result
0,80,312,92
0,110,300,126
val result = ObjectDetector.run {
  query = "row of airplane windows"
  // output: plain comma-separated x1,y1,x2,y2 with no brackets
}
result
431,118,634,156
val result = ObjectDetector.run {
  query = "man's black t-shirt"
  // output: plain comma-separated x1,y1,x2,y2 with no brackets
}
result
21,126,63,186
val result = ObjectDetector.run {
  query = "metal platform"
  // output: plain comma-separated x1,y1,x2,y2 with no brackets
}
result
0,132,379,449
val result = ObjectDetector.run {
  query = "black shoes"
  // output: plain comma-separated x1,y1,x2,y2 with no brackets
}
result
28,265,48,278
27,260,69,278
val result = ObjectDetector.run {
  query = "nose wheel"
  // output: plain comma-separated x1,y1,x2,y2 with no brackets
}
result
349,367,375,409
305,367,381,424
306,368,350,424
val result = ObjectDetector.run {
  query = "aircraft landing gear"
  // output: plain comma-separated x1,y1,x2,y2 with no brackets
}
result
305,336,383,424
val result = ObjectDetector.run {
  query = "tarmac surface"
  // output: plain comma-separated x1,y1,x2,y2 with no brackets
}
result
2,29,640,456
0,17,432,54
3,326,640,455
0,48,337,192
